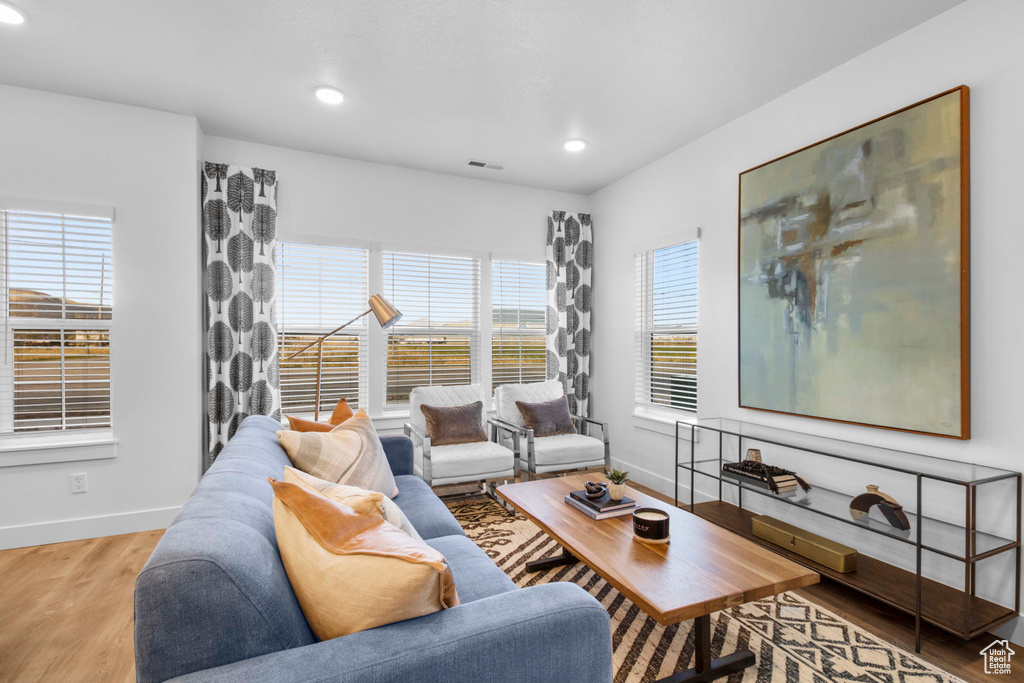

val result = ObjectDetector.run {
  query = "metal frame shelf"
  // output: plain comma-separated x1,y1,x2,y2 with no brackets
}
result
674,418,1021,652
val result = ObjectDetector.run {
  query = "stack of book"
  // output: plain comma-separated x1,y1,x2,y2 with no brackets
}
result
721,461,800,494
564,489,636,520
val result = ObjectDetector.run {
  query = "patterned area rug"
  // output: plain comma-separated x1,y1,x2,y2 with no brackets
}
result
447,499,964,683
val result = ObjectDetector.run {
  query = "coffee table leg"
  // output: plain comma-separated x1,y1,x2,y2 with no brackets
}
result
525,548,578,572
655,614,755,683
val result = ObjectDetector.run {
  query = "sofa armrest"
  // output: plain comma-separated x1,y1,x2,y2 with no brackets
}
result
379,435,414,476
167,582,612,683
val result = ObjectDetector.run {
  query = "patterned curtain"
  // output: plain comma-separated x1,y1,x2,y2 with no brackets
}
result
545,211,593,416
203,163,281,465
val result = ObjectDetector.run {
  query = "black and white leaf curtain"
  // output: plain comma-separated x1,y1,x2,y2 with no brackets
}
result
546,212,592,416
203,163,280,465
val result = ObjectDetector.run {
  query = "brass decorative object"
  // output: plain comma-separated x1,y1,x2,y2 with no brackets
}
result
752,515,858,573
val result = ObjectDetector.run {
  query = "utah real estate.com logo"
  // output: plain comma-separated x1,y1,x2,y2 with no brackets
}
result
981,639,1015,675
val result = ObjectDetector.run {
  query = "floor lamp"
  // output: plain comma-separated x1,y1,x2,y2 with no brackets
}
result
284,294,401,421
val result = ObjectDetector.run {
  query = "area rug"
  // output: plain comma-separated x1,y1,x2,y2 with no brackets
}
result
447,499,965,683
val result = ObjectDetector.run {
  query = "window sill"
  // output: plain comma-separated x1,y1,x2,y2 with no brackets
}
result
631,408,700,441
0,433,118,467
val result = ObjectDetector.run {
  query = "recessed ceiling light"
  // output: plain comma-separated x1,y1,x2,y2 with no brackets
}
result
0,2,25,24
564,139,586,152
315,87,345,105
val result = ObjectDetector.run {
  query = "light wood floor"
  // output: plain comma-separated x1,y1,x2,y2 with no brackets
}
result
0,478,1017,682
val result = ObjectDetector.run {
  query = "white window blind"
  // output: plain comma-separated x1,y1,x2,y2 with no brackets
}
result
492,260,546,390
383,251,480,405
276,242,368,415
635,240,698,413
0,209,113,433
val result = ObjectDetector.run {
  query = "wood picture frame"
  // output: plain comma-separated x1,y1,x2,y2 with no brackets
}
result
737,86,970,439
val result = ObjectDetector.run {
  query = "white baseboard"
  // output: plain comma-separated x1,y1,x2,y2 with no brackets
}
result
0,505,180,550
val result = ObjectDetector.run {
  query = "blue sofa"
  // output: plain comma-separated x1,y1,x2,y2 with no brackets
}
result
134,415,612,682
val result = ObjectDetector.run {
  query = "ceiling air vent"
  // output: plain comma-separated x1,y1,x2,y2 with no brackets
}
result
466,159,504,171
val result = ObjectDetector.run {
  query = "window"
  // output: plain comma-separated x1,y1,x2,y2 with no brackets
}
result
635,240,698,413
0,208,113,433
276,242,368,415
492,260,546,390
383,251,479,405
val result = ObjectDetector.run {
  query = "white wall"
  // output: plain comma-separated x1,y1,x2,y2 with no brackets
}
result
203,136,589,262
590,0,1024,641
0,86,202,548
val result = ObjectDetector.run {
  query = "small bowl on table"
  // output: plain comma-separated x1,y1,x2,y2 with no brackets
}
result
632,507,670,545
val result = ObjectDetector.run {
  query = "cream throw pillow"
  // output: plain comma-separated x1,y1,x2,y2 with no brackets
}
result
269,478,458,640
283,466,421,541
277,409,399,498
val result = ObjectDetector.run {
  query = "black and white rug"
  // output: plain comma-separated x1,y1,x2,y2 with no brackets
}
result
448,499,965,683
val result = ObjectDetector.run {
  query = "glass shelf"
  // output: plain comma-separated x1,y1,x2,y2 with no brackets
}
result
679,417,1018,485
674,418,1022,647
678,457,1015,561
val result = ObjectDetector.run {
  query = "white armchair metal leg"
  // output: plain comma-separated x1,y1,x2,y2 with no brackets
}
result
404,421,433,486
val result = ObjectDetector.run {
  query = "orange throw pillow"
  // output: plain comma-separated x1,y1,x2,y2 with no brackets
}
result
269,478,458,639
286,398,355,432
329,397,354,425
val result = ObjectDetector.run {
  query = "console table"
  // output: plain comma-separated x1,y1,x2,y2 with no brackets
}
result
674,418,1021,652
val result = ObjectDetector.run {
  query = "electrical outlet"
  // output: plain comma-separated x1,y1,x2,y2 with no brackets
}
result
71,472,87,494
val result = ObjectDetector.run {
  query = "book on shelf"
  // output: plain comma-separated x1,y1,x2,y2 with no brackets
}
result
568,489,636,512
721,468,798,493
564,495,635,520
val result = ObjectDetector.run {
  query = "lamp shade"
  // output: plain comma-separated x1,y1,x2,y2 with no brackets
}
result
368,294,401,329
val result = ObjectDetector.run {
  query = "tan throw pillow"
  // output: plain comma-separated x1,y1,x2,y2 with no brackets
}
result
283,466,421,541
419,401,487,446
269,478,458,640
277,409,399,498
516,396,578,437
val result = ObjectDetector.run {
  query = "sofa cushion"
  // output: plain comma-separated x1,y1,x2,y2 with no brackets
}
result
393,474,465,540
495,379,564,427
278,409,399,498
284,467,421,540
516,396,577,437
285,399,355,432
426,534,517,604
420,401,487,446
409,384,485,433
532,434,605,467
270,479,459,640
415,440,515,481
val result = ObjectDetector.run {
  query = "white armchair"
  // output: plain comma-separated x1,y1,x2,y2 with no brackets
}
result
492,379,610,481
403,384,516,498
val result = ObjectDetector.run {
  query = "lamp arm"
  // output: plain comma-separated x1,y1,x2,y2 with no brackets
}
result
283,308,372,360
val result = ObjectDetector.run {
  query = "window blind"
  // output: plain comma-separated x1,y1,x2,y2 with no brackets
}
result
383,251,479,404
492,260,546,390
635,240,698,413
276,242,368,415
0,210,113,433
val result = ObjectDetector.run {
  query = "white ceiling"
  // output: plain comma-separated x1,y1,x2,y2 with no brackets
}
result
0,0,963,194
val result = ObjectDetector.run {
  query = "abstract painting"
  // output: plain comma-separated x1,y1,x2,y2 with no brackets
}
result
738,87,969,439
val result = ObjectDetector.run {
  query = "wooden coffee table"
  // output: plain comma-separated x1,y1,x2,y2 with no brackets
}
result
497,474,819,683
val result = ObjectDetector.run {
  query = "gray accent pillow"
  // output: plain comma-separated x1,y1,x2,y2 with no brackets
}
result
516,396,577,437
420,401,488,446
